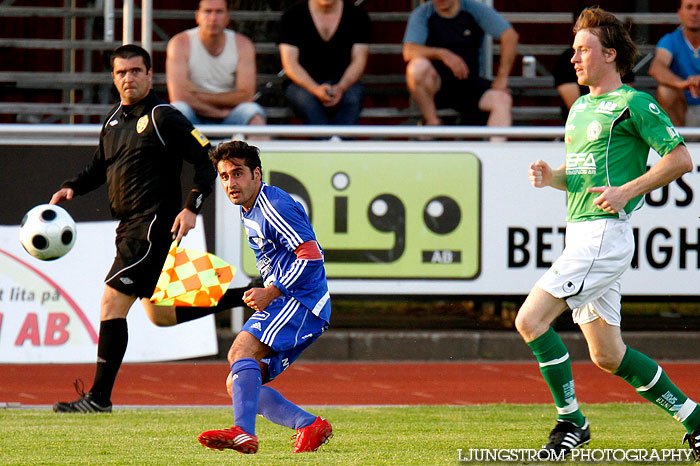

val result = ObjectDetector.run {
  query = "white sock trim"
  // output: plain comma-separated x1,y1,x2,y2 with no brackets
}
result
539,353,570,368
674,399,698,422
557,399,580,415
637,366,662,392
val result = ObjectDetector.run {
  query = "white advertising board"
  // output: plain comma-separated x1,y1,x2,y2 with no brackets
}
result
216,140,700,296
0,221,218,363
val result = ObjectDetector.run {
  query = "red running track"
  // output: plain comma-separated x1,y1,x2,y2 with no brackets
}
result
1,361,700,407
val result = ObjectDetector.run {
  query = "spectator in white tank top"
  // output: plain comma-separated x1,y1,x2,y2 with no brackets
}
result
166,0,266,129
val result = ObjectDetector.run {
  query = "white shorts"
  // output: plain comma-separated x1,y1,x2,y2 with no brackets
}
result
535,218,634,327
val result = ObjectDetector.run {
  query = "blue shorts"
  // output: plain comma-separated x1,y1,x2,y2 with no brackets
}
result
241,295,328,382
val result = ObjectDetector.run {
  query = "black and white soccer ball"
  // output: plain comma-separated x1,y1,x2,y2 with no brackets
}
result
19,204,76,261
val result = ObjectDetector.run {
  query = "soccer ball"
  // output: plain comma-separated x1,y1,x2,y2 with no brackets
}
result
19,204,76,261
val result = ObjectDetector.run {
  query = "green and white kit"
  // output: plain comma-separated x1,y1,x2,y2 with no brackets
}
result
564,85,683,222
538,85,684,320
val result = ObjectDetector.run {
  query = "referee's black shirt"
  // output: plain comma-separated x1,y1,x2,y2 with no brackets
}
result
63,90,216,221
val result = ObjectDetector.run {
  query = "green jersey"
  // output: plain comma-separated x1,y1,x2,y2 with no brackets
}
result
564,85,683,222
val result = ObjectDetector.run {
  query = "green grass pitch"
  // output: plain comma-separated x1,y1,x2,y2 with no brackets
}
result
0,404,693,465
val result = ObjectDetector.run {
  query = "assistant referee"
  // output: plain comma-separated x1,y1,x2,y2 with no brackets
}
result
50,44,221,413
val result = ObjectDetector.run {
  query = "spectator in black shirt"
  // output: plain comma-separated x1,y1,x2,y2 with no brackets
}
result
49,45,249,413
278,0,371,125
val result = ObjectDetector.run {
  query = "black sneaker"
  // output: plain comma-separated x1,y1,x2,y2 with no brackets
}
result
52,379,112,413
540,419,590,457
683,424,700,461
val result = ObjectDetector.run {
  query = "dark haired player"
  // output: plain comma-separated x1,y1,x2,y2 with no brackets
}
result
198,140,332,454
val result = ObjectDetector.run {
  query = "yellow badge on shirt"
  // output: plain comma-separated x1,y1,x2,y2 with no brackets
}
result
136,115,149,134
191,128,210,147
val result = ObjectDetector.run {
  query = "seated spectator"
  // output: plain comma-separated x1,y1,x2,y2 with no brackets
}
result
553,7,635,121
278,0,371,125
166,0,266,126
649,0,700,127
402,0,518,132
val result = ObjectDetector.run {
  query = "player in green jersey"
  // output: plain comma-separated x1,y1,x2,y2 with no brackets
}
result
515,7,700,459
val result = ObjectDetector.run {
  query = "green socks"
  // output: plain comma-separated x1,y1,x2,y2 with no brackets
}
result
615,346,700,433
528,327,586,426
529,331,700,434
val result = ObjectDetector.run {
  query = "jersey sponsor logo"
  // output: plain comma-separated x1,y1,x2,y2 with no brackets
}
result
594,101,618,115
562,281,576,293
136,115,149,134
109,119,118,126
191,128,209,147
566,152,596,174
250,322,262,331
667,126,681,139
300,333,314,340
586,120,603,142
565,135,573,144
119,276,134,285
649,103,662,114
250,310,270,321
255,255,272,277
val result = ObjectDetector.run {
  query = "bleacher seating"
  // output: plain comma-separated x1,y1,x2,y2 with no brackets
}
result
0,2,680,127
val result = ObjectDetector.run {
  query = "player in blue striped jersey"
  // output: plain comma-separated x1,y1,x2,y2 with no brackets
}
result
198,140,332,454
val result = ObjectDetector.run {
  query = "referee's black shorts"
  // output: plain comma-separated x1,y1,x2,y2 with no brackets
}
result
105,213,174,299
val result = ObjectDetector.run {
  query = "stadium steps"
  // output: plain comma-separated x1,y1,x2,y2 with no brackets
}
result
0,3,674,126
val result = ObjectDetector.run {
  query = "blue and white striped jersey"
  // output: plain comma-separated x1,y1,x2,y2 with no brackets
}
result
241,182,331,323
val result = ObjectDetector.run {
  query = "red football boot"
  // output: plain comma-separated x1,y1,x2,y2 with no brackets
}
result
198,426,258,454
291,416,333,453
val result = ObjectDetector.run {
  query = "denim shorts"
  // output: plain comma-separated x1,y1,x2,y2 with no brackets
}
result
170,101,266,125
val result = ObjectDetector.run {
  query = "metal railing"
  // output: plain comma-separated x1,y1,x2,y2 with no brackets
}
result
2,124,700,146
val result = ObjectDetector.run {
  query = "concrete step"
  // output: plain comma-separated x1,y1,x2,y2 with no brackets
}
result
215,330,700,362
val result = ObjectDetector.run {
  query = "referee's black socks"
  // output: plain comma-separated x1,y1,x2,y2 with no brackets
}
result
91,318,128,405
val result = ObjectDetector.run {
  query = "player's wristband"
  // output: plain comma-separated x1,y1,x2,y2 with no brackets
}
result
184,190,204,213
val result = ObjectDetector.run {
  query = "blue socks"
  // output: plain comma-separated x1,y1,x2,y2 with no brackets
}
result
231,358,316,433
257,386,317,429
231,358,261,435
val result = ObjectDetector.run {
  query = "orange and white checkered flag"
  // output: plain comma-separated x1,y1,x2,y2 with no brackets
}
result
150,240,236,307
